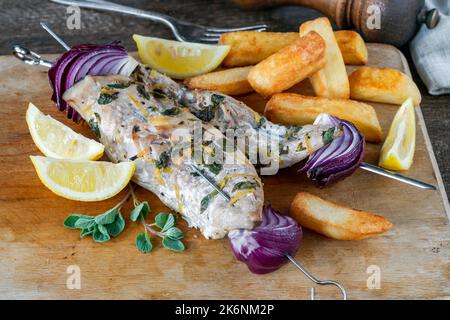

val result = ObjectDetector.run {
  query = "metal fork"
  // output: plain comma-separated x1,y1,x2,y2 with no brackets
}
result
50,0,269,43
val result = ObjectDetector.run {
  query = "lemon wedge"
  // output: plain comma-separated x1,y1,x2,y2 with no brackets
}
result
30,156,135,202
26,103,104,160
379,97,416,170
133,34,230,79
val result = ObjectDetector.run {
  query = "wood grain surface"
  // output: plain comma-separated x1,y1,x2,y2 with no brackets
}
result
0,42,448,299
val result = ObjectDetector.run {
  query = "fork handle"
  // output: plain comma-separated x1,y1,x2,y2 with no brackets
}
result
51,0,178,33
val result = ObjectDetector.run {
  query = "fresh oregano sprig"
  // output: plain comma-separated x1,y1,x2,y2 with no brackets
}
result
63,188,130,243
131,188,185,253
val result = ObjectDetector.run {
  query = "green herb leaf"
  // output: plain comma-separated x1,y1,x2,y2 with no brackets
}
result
135,232,152,253
165,227,183,240
205,163,222,175
279,144,289,155
152,88,167,99
155,212,169,229
160,107,179,116
255,116,266,129
322,127,335,145
88,113,101,138
64,214,87,229
137,84,150,100
200,191,217,213
154,150,171,169
74,217,96,229
130,201,150,222
94,208,118,225
296,142,306,152
80,226,94,238
162,236,185,252
193,95,222,122
211,94,225,106
93,224,110,243
161,214,176,232
98,92,118,105
104,212,125,237
106,82,130,89
232,181,258,193
285,126,302,140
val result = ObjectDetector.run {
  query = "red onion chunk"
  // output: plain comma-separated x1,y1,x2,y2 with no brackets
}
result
300,113,365,187
228,205,302,274
48,42,138,122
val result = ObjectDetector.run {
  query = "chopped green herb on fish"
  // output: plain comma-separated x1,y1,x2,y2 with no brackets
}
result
232,181,258,193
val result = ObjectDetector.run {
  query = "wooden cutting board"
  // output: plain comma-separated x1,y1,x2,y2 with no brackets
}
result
0,44,448,299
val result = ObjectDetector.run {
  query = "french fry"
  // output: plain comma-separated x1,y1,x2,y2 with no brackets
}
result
265,93,382,142
219,30,368,67
290,192,393,241
247,31,326,98
334,30,368,65
184,66,253,95
299,17,350,99
349,67,422,106
219,31,299,67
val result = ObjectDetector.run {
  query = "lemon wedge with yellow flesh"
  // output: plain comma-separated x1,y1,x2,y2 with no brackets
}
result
133,34,230,79
26,103,104,160
30,156,135,202
379,97,416,171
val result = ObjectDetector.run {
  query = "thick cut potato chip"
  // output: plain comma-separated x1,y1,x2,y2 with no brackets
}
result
335,30,368,65
300,17,350,99
184,66,253,95
247,31,326,97
349,67,422,106
265,93,382,142
219,31,299,67
290,192,393,241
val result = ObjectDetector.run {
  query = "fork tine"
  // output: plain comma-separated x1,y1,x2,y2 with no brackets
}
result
206,24,268,33
204,27,267,38
197,37,221,43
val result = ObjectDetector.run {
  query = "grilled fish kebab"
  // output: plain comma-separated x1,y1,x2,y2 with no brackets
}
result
63,67,339,239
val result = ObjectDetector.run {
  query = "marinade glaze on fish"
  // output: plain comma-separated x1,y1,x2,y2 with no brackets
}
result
64,75,264,239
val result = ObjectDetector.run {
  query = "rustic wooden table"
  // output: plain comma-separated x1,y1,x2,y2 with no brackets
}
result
0,0,448,199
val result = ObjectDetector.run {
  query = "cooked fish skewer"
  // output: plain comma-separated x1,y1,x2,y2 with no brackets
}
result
64,74,264,239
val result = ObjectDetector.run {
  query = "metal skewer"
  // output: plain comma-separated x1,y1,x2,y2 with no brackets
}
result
12,45,53,68
360,162,436,190
190,164,231,202
286,254,347,300
12,23,438,192
40,21,71,51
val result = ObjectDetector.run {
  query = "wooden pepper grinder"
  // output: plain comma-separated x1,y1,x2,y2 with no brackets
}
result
232,0,440,47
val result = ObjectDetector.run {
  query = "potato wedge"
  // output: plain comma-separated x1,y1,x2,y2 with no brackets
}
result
300,17,350,99
265,93,382,142
219,31,299,67
247,31,326,97
219,30,367,67
334,30,368,65
184,66,253,95
349,67,422,106
290,192,393,240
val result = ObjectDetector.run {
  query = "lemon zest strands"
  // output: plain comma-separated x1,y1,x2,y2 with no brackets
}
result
128,94,149,118
228,189,255,205
173,182,183,214
219,173,261,189
305,134,314,155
